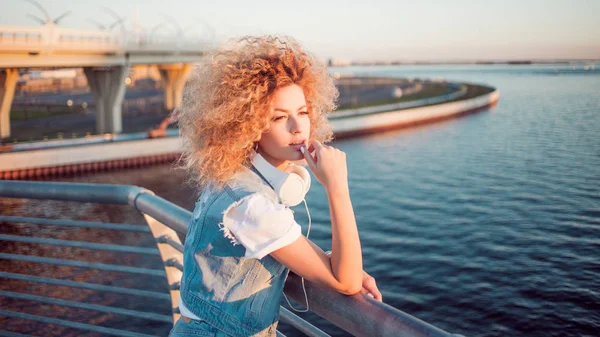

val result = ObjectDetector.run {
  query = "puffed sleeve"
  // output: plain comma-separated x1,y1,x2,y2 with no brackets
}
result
221,193,302,260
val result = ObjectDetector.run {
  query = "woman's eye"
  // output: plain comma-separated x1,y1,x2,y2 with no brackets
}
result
273,116,286,122
300,111,309,115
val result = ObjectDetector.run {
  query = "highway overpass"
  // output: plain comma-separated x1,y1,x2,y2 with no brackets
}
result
0,23,207,138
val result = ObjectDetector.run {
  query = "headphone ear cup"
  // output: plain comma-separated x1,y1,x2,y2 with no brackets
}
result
278,174,306,206
287,164,311,195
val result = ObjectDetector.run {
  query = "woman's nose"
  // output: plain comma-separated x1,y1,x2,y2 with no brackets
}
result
289,117,302,134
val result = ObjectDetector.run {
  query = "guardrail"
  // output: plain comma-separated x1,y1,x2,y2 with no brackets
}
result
0,181,464,336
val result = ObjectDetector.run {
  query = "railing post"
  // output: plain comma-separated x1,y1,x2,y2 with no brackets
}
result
142,214,184,323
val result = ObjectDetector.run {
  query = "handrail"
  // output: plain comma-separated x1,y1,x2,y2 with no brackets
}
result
0,180,190,234
284,273,463,337
0,180,465,337
0,215,151,232
0,24,210,53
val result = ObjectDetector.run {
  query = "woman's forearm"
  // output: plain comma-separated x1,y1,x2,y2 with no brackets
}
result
326,185,363,293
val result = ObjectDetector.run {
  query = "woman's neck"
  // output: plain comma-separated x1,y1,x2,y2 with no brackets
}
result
257,150,289,171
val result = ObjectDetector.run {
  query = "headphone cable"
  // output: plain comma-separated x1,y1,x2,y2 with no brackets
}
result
282,198,311,312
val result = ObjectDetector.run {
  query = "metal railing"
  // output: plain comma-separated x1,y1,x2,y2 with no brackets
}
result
0,24,209,54
0,180,464,337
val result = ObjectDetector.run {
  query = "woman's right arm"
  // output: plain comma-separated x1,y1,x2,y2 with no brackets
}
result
270,140,363,295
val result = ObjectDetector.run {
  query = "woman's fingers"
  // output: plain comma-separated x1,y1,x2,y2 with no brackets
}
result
303,139,348,191
303,139,323,169
301,145,316,170
371,285,382,301
362,284,382,302
310,139,324,150
361,271,383,302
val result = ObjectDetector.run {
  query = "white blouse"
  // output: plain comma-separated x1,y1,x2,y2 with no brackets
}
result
221,193,302,259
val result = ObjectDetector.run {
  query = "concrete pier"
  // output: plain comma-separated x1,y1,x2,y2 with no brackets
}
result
83,66,130,134
158,63,193,111
0,68,18,139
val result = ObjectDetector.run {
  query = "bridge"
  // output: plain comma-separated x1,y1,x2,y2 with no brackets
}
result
0,23,209,138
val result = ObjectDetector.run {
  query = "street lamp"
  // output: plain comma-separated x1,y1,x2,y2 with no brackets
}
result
23,0,71,25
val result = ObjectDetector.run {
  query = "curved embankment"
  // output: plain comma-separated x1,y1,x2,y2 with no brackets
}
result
0,82,498,180
331,83,498,138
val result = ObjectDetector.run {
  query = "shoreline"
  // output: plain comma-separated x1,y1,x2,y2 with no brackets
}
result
0,81,498,180
330,59,599,67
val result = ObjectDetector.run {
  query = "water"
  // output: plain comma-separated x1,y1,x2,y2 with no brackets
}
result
1,64,599,336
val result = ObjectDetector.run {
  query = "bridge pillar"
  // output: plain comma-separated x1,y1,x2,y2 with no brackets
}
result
0,69,18,139
84,66,129,134
158,63,193,111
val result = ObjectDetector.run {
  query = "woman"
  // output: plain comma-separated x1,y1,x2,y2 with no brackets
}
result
172,36,381,337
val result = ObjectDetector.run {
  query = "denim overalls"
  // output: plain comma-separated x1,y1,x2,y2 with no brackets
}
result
171,169,291,337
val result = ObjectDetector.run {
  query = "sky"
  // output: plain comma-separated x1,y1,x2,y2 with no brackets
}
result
1,0,599,62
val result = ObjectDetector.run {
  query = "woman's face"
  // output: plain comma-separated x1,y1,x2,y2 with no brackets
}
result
257,84,310,170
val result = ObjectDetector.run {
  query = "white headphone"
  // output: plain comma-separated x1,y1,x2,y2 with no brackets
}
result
251,153,311,207
251,152,313,312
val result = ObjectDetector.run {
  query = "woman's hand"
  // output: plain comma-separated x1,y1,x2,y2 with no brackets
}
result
361,270,382,301
301,139,348,194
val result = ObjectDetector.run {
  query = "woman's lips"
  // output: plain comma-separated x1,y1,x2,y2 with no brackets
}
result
289,142,306,151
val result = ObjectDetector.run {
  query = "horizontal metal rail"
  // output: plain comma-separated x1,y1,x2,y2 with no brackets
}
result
0,181,190,235
0,253,165,276
0,331,34,337
284,272,463,337
0,309,157,337
0,272,170,300
0,181,148,205
0,290,172,323
279,307,331,337
0,234,159,255
0,215,150,232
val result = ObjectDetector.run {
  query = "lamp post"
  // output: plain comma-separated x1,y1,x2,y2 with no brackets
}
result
23,0,71,25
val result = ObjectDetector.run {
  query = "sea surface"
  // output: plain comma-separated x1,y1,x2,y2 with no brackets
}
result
1,63,599,337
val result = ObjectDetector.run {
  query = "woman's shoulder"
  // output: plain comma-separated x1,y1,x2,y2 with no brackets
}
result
224,168,279,204
221,191,300,258
225,193,289,219
195,173,279,221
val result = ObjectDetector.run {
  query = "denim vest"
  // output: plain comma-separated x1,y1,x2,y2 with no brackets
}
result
180,169,290,337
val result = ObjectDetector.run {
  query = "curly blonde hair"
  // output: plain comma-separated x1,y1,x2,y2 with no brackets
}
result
178,35,338,191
